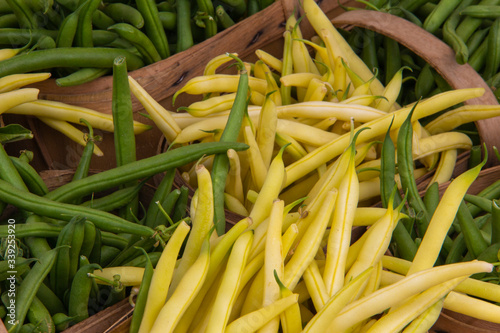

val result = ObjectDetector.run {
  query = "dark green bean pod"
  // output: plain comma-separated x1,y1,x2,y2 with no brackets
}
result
467,27,490,56
4,246,60,332
4,0,37,29
0,13,18,28
108,23,161,64
35,281,66,316
247,0,258,16
415,63,436,99
477,242,500,263
123,251,161,267
106,236,156,267
399,0,429,12
171,185,189,223
50,218,77,299
215,4,235,29
457,200,489,258
383,36,401,85
491,199,500,244
483,18,500,80
68,263,101,324
460,5,500,19
135,0,170,58
92,9,116,30
196,0,216,39
0,257,35,280
423,181,440,219
456,0,500,43
103,3,144,28
0,28,57,47
445,232,466,264
422,0,461,34
158,11,176,30
45,141,248,204
27,296,55,333
53,313,75,332
0,180,156,236
88,228,102,265
361,29,378,76
56,68,111,87
155,188,181,227
129,248,154,333
0,141,28,192
24,215,52,260
80,180,145,212
442,0,476,64
100,245,121,267
218,0,246,17
68,217,87,282
175,0,193,53
465,193,493,213
468,36,489,72
55,5,82,48
0,221,63,238
211,55,248,235
144,169,175,228
9,156,48,196
75,0,101,47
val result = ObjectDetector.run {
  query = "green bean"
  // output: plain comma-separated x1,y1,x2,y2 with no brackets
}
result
176,0,193,53
112,55,139,222
443,0,476,64
129,248,154,333
397,105,430,237
4,0,37,29
218,0,246,17
423,0,461,34
56,68,110,87
423,181,440,218
361,29,378,75
55,4,82,48
491,199,500,244
108,23,161,64
247,0,258,16
92,9,115,30
103,3,143,29
281,30,293,105
68,216,87,283
0,47,145,77
4,246,60,332
35,281,66,316
0,13,18,28
468,36,489,72
0,28,56,48
483,18,500,80
46,141,248,204
445,232,466,264
80,180,145,212
75,0,101,47
457,0,500,43
81,221,96,262
0,0,13,13
457,200,489,258
465,193,494,213
0,257,35,280
26,296,55,332
399,0,430,12
50,217,76,299
107,236,156,267
215,4,235,29
197,0,216,38
0,181,156,237
153,188,181,227
91,30,119,46
9,156,48,196
54,0,78,11
136,0,169,58
211,56,248,235
477,241,500,262
414,63,435,99
68,263,101,323
123,251,161,267
52,313,74,331
171,185,189,223
0,221,62,238
156,1,173,12
461,5,500,18
158,11,176,30
144,169,175,228
0,142,28,192
100,245,120,267
384,36,401,85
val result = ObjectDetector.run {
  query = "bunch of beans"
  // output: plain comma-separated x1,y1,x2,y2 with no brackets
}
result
346,0,500,106
0,0,274,86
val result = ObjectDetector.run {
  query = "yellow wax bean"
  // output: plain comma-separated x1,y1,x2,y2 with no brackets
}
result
443,291,500,324
277,119,339,147
224,193,248,216
356,159,381,182
425,104,500,134
341,94,381,106
275,132,308,160
304,78,328,102
284,88,485,187
173,74,267,102
281,30,293,106
276,101,385,123
359,260,383,299
10,99,149,134
255,49,283,73
353,207,387,226
366,277,464,333
203,52,238,76
284,190,337,290
138,221,190,333
0,48,22,62
180,93,236,117
169,164,214,293
302,267,373,333
277,273,302,333
328,261,493,332
413,120,439,170
413,131,472,160
243,125,267,190
225,294,299,333
323,142,359,296
303,0,385,95
256,94,278,168
169,106,261,129
128,76,179,141
150,237,210,333
92,266,144,286
333,55,348,100
225,149,245,204
303,260,329,311
373,66,406,112
408,161,484,275
0,88,39,113
280,73,323,88
312,117,337,131
427,149,457,188
38,117,104,156
402,299,444,333
205,231,254,333
0,73,50,93
248,144,287,228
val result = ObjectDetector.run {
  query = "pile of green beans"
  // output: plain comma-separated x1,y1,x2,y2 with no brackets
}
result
345,0,500,106
0,0,275,85
380,108,500,283
0,55,249,331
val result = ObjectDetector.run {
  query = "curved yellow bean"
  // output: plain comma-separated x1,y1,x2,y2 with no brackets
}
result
180,93,236,117
256,94,278,168
225,149,244,204
303,260,329,311
276,101,385,122
402,299,444,333
243,125,267,190
92,266,144,286
443,290,500,324
425,104,500,134
280,73,323,88
413,131,472,160
203,53,238,76
304,78,328,102
373,66,405,112
0,73,50,93
255,49,283,73
277,118,339,147
427,149,457,188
